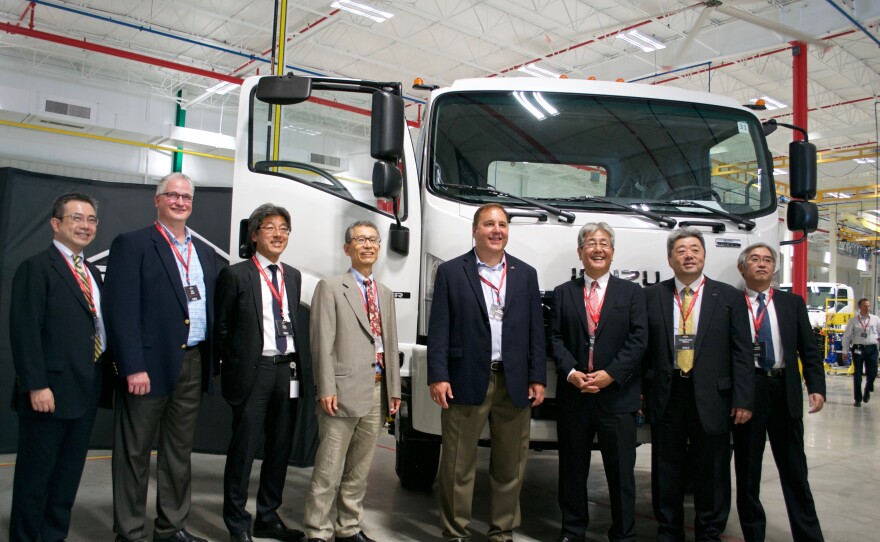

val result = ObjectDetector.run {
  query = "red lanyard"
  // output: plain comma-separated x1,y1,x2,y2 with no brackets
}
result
744,289,774,339
479,260,507,304
859,315,871,332
60,251,96,316
674,278,705,330
155,222,193,285
252,256,286,316
583,281,605,327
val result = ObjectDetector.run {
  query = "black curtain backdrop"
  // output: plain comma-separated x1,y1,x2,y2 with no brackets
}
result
0,168,318,467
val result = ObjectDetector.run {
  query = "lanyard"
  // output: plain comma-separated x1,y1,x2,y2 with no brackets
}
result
478,261,507,304
859,315,871,333
744,289,774,339
583,281,605,329
673,278,705,332
60,251,96,316
252,256,285,316
154,221,193,285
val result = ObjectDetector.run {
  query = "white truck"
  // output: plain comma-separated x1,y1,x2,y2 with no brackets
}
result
229,74,817,490
779,282,855,328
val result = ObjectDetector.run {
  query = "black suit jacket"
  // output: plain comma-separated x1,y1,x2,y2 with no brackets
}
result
643,277,754,435
427,250,546,408
215,258,303,405
762,288,826,417
103,225,220,396
10,245,109,419
550,275,647,413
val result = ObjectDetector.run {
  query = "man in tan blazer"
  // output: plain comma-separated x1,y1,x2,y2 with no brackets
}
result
302,220,401,542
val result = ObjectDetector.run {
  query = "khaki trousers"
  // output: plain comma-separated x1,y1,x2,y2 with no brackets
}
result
303,383,383,540
438,371,531,542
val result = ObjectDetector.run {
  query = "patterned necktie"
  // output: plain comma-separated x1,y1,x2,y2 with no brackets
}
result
364,278,384,367
268,265,286,354
587,280,599,372
73,255,101,362
757,293,775,370
677,286,694,373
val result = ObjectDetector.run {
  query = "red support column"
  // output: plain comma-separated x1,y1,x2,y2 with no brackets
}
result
791,41,808,302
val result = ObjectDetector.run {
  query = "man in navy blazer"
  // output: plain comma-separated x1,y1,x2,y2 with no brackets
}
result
550,222,647,542
215,204,305,542
9,193,110,542
643,227,753,542
732,243,826,542
428,203,546,542
104,173,219,542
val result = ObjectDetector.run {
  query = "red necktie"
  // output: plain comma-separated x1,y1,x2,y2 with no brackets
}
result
587,280,599,372
364,278,384,367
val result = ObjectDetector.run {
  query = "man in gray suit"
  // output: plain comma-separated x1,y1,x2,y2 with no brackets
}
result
302,220,401,542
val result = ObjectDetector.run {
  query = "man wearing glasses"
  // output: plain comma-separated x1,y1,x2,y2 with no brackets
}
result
303,221,400,542
104,172,220,542
9,193,110,542
215,204,305,542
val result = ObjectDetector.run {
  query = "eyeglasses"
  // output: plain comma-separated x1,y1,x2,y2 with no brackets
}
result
350,236,381,245
59,214,99,226
581,240,612,249
747,256,775,265
158,192,194,203
259,224,290,235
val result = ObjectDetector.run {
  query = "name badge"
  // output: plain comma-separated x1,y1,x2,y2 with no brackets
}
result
589,335,595,348
860,332,868,339
753,340,768,363
489,303,504,320
674,334,695,351
275,320,293,337
854,347,863,356
289,362,299,398
184,284,201,301
374,335,384,354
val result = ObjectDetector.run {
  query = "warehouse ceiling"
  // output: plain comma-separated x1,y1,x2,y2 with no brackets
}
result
0,0,878,218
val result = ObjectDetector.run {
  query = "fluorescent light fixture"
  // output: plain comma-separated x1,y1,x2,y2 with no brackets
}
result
629,30,666,50
858,259,868,272
618,33,653,52
758,95,787,110
517,63,559,78
825,192,851,199
823,251,830,264
331,0,393,23
854,158,876,164
773,168,787,176
205,82,237,95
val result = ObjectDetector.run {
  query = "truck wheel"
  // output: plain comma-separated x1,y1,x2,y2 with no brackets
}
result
395,414,441,491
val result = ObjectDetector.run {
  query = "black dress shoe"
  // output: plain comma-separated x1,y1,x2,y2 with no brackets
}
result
306,539,326,542
116,537,147,542
153,530,207,542
230,532,253,542
864,389,871,403
855,400,862,407
335,532,376,542
556,536,584,542
253,517,304,541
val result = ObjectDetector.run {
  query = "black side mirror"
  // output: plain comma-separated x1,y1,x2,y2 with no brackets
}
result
789,140,817,200
255,74,312,105
371,91,404,161
372,161,402,199
787,201,819,232
238,219,255,259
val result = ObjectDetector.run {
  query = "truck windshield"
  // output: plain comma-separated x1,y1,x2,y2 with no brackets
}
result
427,91,775,218
780,285,847,311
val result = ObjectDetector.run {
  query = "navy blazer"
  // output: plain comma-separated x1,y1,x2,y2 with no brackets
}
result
103,225,220,397
10,245,108,419
214,258,303,406
550,275,647,413
427,250,546,408
643,277,754,435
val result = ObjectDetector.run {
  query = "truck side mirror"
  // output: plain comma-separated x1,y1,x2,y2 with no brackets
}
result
371,91,404,161
372,161,401,199
255,74,312,105
788,140,817,200
787,201,818,233
238,218,255,259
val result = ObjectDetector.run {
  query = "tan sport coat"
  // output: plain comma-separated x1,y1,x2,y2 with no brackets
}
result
310,272,400,417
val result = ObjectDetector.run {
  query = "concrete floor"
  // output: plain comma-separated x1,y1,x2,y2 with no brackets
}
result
1,374,878,542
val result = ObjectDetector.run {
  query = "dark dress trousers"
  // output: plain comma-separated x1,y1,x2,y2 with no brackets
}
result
643,277,753,542
215,259,303,534
550,276,647,542
732,289,826,542
103,225,220,540
9,245,109,542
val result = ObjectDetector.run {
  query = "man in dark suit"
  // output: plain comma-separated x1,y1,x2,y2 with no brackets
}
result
732,242,826,542
643,227,753,542
215,204,305,542
550,222,647,542
104,172,219,542
428,203,546,542
9,193,109,542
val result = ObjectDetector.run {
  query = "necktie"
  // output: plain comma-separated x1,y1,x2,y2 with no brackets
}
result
268,264,286,354
587,280,599,372
677,286,694,373
73,255,101,362
757,293,775,370
364,278,384,368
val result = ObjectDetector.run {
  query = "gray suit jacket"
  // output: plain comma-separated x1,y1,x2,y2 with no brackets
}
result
310,272,401,417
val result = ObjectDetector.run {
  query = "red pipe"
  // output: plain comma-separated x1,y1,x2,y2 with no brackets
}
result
791,41,809,302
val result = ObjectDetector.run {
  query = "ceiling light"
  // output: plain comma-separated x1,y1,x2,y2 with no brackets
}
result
773,169,787,176
628,30,666,50
618,34,654,53
753,95,787,110
858,259,868,272
826,192,852,199
517,63,559,78
205,82,237,95
331,0,393,23
854,158,876,164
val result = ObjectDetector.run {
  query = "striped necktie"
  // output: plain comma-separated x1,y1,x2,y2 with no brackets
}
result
73,255,102,362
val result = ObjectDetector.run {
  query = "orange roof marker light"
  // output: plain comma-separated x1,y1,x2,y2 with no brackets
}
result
615,78,626,82
587,76,597,80
412,78,439,91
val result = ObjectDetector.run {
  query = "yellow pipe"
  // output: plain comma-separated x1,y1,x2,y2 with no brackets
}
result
271,0,288,161
0,119,232,161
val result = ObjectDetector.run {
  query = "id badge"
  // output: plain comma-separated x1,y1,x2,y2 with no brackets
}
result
184,284,201,301
861,332,868,339
855,347,863,356
674,334,695,351
489,303,504,320
275,319,293,337
289,362,299,398
753,341,762,364
374,335,384,354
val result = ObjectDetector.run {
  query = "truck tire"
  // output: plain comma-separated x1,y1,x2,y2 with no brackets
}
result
395,414,441,491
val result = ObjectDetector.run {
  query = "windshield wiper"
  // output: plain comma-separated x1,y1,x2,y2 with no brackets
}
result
437,183,575,223
557,196,677,229
662,200,756,231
